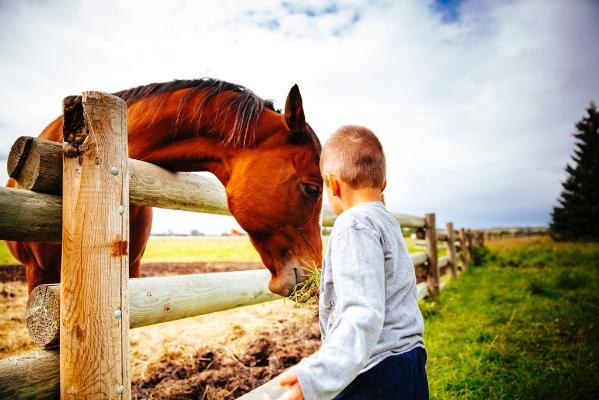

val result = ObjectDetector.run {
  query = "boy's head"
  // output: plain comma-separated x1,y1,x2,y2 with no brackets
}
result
320,125,386,214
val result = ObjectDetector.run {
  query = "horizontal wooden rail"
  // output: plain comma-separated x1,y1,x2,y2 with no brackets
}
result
0,187,62,242
3,138,425,241
27,269,281,348
28,252,429,347
411,251,428,266
0,349,59,400
9,137,229,215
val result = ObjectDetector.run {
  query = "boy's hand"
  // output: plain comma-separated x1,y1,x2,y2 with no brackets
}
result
262,368,304,400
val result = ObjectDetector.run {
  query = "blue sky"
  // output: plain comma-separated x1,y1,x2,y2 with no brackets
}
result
1,0,598,233
432,0,463,22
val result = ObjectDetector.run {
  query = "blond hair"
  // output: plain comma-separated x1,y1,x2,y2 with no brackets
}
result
320,125,386,189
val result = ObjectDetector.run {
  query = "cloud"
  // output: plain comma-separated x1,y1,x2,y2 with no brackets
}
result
241,0,366,38
0,0,598,233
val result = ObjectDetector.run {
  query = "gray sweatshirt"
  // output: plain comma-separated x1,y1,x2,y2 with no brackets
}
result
295,201,425,400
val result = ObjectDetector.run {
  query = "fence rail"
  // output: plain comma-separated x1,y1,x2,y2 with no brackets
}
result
0,91,483,399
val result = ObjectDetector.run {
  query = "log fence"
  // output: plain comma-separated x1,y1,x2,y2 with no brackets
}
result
0,92,484,399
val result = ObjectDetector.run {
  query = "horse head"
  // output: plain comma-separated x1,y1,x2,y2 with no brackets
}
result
225,85,323,296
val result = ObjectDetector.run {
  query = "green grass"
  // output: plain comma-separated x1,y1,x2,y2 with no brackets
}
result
0,244,18,265
423,237,599,399
141,236,262,262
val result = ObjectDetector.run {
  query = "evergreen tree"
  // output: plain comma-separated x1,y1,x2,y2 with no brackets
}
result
550,102,599,241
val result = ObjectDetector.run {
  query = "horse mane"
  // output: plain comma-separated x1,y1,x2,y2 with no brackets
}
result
112,78,283,148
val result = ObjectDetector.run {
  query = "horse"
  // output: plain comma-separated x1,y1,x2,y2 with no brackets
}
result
5,78,323,297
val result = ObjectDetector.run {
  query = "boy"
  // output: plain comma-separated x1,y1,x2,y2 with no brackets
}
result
269,125,428,400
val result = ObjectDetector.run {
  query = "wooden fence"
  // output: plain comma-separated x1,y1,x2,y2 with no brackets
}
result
0,92,482,399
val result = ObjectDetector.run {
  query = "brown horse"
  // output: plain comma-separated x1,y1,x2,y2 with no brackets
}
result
5,79,323,297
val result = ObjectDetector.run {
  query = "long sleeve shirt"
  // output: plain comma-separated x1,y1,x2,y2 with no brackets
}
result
295,200,425,400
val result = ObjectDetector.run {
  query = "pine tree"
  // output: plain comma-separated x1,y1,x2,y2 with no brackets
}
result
550,102,599,241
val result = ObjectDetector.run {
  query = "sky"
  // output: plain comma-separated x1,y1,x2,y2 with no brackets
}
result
1,0,598,234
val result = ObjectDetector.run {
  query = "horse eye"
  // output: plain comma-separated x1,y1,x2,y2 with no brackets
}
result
300,182,321,199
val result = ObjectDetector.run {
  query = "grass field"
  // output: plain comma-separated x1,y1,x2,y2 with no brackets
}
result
424,237,599,399
0,235,429,265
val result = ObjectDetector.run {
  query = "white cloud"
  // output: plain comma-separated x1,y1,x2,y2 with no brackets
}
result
0,0,597,233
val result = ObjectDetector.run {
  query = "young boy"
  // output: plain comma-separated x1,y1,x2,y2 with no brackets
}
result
269,125,428,400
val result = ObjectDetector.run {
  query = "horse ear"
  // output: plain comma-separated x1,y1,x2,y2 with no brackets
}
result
284,84,305,131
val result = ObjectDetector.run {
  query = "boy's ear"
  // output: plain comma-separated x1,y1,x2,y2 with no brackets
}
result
329,175,341,197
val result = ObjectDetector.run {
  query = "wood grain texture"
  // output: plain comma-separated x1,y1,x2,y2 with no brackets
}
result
60,92,130,399
425,213,440,297
6,136,229,214
26,283,61,347
129,270,280,328
0,186,62,241
0,349,59,400
8,137,62,194
445,223,458,278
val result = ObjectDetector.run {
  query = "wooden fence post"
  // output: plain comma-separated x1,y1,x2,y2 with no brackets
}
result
458,228,468,270
445,222,457,278
466,229,474,263
61,92,130,399
424,213,440,297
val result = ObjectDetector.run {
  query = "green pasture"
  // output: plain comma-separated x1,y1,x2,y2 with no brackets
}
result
424,238,598,399
0,235,426,265
0,245,16,266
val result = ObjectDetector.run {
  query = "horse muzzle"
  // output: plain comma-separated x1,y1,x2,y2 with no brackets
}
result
267,257,310,297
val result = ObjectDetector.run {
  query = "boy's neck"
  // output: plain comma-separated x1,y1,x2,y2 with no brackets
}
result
338,186,383,212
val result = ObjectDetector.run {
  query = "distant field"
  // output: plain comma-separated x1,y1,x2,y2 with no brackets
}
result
0,236,267,265
0,235,426,266
143,236,262,262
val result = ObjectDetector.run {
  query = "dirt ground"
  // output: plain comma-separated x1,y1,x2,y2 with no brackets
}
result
131,302,320,399
0,263,320,399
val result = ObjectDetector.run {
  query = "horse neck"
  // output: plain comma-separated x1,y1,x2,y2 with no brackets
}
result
127,90,251,186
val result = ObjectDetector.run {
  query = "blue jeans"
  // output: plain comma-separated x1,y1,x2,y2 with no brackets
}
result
333,347,429,400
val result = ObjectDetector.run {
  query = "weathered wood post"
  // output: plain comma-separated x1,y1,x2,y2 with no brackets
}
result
424,213,440,297
458,228,468,270
466,229,474,263
445,222,457,278
60,92,130,399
